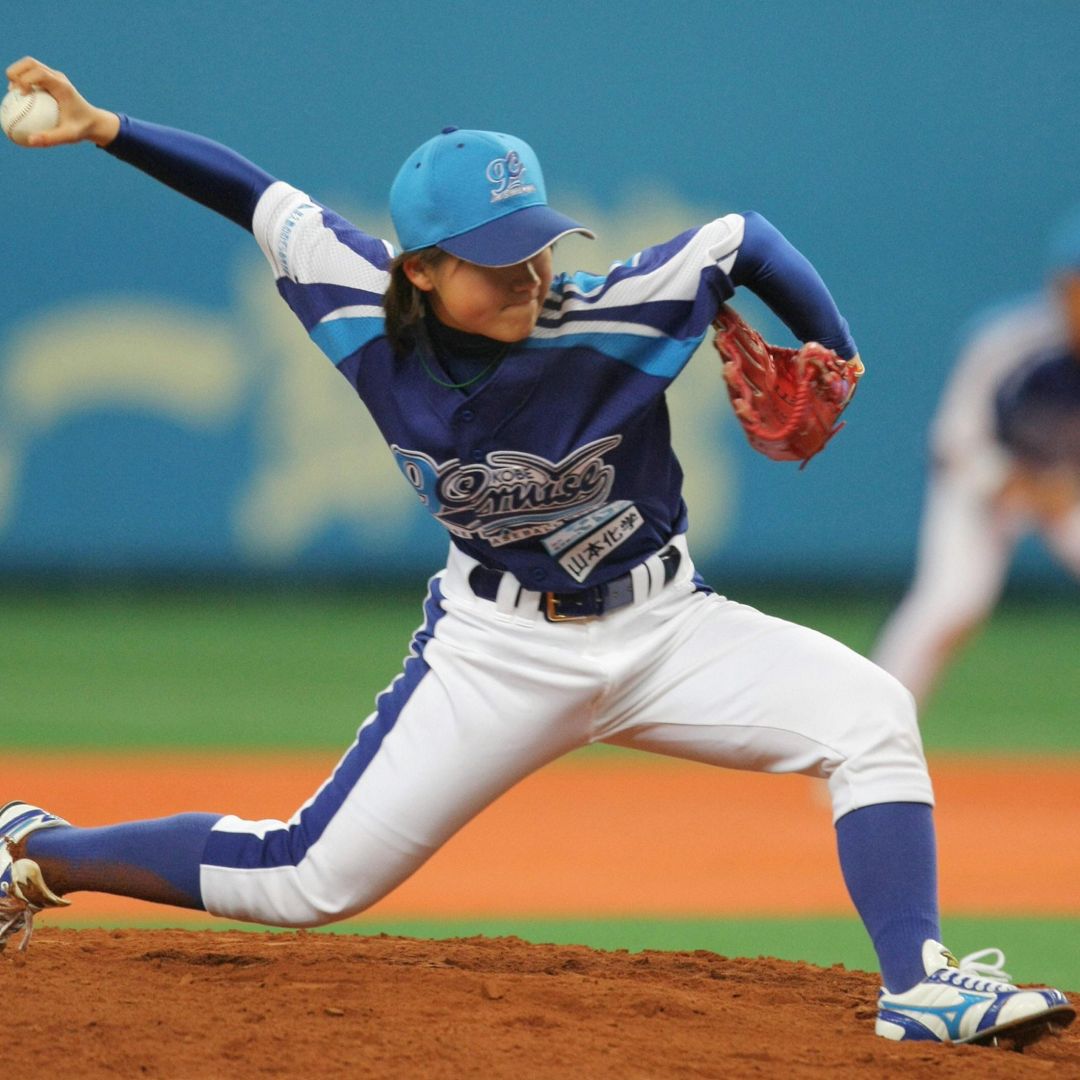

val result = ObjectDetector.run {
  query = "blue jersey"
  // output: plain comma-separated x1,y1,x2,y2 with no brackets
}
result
108,116,857,590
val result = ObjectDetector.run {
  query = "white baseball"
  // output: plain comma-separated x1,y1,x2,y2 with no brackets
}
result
1,86,61,146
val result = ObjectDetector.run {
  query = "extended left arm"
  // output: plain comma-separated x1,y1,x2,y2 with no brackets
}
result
730,211,858,361
716,214,864,466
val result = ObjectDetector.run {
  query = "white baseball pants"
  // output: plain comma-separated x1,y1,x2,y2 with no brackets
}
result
201,537,932,926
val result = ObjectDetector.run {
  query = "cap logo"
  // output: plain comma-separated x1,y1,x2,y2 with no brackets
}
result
485,151,537,204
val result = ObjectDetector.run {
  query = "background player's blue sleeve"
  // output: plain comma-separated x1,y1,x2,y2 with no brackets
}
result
104,115,275,231
731,211,857,359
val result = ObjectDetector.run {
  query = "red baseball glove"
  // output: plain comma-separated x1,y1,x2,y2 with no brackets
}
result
713,304,864,468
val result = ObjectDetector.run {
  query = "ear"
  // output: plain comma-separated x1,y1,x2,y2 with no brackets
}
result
403,255,437,292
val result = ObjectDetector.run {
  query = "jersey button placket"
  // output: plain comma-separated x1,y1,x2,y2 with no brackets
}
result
454,403,485,464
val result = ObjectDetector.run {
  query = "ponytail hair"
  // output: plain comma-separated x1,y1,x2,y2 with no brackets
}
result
383,247,446,355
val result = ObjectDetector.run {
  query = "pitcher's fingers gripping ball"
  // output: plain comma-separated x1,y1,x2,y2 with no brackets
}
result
714,303,864,467
1,85,59,145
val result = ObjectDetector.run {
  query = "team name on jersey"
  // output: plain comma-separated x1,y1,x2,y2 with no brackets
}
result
392,436,622,548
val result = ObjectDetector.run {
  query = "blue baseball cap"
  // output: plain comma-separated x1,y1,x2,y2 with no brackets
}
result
390,127,594,267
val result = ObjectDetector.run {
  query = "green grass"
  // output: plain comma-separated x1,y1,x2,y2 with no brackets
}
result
2,586,1077,752
55,914,1080,992
747,589,1080,753
352,915,1080,990
2,588,410,748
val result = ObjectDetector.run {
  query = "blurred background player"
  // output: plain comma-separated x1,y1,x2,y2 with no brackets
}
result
873,211,1080,706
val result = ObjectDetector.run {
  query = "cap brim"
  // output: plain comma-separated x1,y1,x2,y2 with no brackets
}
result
438,204,595,267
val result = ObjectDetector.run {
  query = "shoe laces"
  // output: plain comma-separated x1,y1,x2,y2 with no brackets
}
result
946,947,1014,990
958,947,1011,981
0,888,35,954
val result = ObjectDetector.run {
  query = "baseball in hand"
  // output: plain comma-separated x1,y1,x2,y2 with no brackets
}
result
1,85,60,145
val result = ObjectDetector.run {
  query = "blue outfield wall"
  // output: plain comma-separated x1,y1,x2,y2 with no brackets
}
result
2,0,1079,588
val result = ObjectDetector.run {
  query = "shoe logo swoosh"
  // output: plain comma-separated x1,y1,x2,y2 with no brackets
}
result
880,991,990,1041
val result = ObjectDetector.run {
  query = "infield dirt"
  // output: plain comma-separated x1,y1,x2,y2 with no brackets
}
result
6,927,1078,1078
6,751,1080,1076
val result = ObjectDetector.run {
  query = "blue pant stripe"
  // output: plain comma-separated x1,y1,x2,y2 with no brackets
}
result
203,577,446,870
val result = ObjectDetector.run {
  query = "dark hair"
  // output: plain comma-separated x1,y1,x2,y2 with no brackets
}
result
383,247,447,354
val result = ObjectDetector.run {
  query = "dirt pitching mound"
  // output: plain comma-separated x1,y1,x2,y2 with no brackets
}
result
5,928,1077,1078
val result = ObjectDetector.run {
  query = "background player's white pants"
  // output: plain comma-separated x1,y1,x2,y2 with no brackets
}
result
201,539,932,927
873,467,1080,702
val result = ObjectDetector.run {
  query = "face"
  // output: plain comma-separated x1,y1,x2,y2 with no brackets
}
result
1056,272,1080,358
404,248,554,342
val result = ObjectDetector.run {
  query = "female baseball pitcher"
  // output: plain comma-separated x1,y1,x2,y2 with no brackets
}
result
1,56,1073,1050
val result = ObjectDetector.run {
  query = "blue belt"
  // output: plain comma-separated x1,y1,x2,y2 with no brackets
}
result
467,546,682,622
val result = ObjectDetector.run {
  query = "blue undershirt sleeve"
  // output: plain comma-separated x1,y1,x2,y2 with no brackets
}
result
730,211,858,359
103,114,276,231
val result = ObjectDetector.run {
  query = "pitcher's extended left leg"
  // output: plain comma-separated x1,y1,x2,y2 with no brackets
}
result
13,576,600,929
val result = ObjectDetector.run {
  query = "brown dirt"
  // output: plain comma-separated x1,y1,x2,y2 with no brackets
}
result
5,927,1078,1079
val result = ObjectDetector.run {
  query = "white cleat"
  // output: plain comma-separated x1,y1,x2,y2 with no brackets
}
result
0,801,72,954
876,939,1076,1050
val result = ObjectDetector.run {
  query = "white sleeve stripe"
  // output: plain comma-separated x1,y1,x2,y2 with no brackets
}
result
252,181,390,290
704,212,746,264
317,304,387,322
252,181,311,278
532,318,667,341
562,214,745,311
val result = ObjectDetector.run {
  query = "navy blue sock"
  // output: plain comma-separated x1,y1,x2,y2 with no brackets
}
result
835,802,941,993
27,813,220,908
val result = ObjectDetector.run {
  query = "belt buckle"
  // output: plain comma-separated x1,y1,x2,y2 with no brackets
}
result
544,592,591,622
